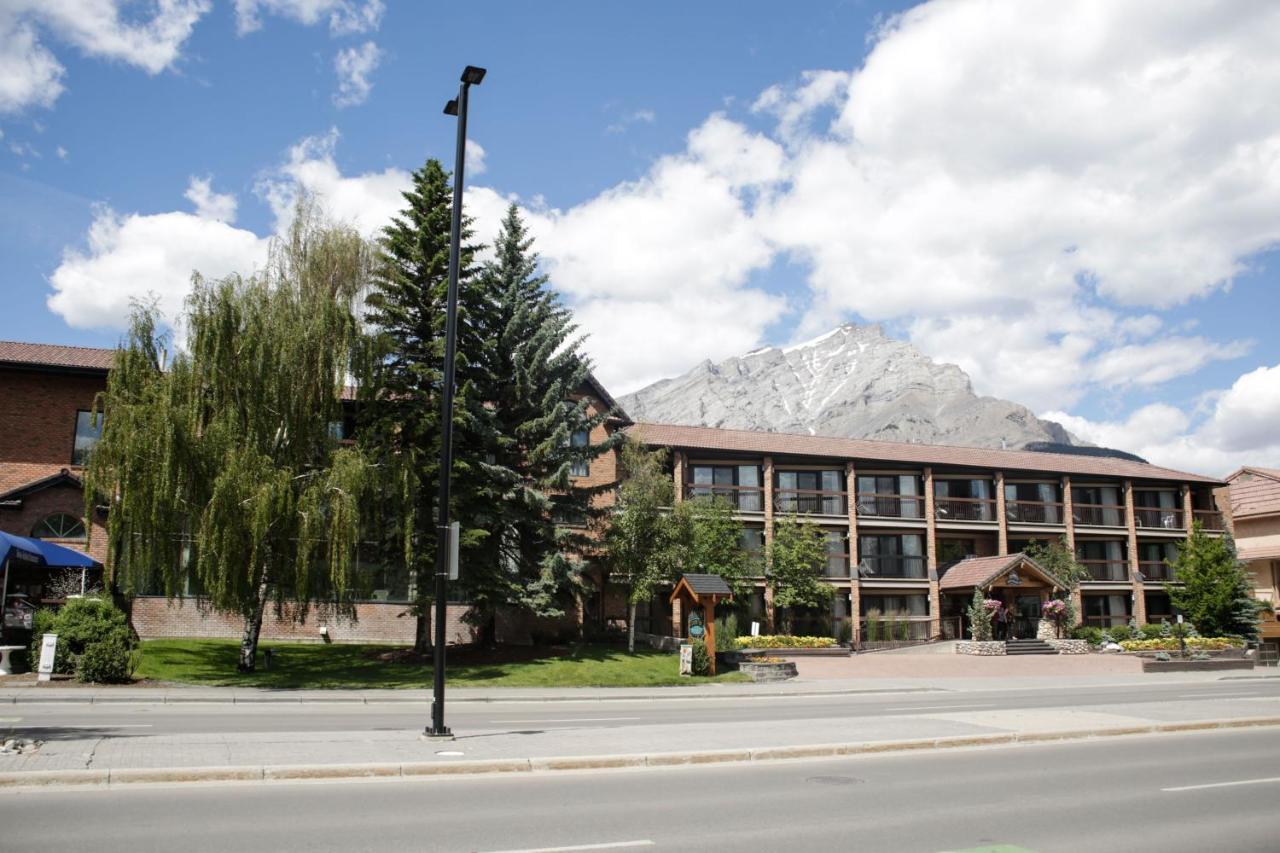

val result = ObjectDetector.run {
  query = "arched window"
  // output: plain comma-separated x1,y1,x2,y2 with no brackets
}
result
32,513,86,540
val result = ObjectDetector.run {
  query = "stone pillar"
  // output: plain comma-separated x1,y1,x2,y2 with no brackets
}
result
673,450,685,504
995,471,1008,555
924,466,941,639
1181,483,1193,532
1124,479,1147,624
846,461,860,645
1069,586,1084,627
671,596,682,639
1062,475,1075,552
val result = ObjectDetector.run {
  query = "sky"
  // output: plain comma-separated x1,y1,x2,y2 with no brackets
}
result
1,0,1279,476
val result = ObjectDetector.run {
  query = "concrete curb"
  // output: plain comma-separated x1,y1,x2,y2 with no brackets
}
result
0,686,949,705
1,715,1277,790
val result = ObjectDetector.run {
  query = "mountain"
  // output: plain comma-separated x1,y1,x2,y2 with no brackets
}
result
618,324,1082,451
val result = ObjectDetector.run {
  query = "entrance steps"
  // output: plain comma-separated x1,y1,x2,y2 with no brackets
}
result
1004,639,1058,655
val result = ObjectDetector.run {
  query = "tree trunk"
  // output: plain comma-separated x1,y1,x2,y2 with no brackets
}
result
238,576,270,673
413,601,432,655
627,600,637,654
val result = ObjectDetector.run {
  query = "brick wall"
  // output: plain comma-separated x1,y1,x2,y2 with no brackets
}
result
0,368,106,465
0,481,107,564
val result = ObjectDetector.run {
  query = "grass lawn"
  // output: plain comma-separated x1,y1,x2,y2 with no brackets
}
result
134,640,750,689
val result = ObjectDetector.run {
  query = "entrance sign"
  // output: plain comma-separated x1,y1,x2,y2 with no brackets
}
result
37,633,57,682
679,644,693,676
688,609,705,640
668,574,734,676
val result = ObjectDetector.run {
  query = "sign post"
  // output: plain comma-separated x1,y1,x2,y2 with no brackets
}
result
37,633,57,682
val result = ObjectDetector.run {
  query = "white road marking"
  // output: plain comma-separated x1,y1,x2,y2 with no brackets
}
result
1177,693,1270,699
6,724,154,729
502,717,642,723
884,704,995,712
479,841,655,853
1163,776,1280,792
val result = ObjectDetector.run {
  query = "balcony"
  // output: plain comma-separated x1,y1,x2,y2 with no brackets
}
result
859,555,927,579
855,493,924,520
775,489,847,516
684,483,764,512
1139,561,1175,582
823,555,851,579
1135,507,1184,530
1005,500,1064,525
858,614,932,647
1072,503,1125,527
933,496,995,522
1193,509,1225,531
1080,559,1129,582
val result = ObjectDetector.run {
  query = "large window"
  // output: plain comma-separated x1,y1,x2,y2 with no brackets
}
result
937,538,976,563
1076,540,1127,581
1137,541,1179,581
740,528,765,571
855,474,922,518
569,429,590,477
1004,482,1061,524
1134,489,1181,529
860,594,928,616
31,513,86,540
933,478,994,520
690,464,762,511
858,534,925,578
1082,593,1131,627
776,469,844,514
72,410,103,465
823,531,848,578
1071,485,1123,526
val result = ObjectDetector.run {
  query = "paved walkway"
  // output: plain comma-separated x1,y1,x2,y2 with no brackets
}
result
793,651,1146,679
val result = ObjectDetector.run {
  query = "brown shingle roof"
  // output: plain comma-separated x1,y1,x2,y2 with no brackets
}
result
937,554,1062,590
1226,467,1280,518
627,422,1223,484
0,341,114,372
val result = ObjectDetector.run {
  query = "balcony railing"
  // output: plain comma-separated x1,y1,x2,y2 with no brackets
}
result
859,555,927,579
1072,503,1125,527
774,488,847,516
1005,500,1064,524
1193,509,1225,531
1139,560,1175,582
859,614,932,647
684,483,764,512
933,496,995,522
1135,507,1184,530
1080,559,1129,582
855,493,924,519
823,556,851,578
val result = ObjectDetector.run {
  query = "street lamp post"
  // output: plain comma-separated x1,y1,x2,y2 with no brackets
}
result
426,64,486,740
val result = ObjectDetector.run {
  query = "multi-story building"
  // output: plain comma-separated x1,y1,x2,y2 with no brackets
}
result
1226,467,1280,659
624,422,1229,644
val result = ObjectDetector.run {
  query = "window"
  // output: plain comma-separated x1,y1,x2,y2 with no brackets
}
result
776,469,844,514
824,531,848,577
1003,482,1061,523
1072,485,1122,526
689,464,763,511
73,410,103,465
855,474,922,518
31,513,86,540
1082,593,1131,627
1076,540,1127,581
937,538,976,563
569,429,590,477
861,594,928,616
858,534,925,578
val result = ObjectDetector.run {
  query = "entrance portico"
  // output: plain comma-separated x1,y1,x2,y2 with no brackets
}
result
939,553,1065,640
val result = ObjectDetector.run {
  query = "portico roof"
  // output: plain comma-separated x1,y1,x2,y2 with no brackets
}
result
938,554,1063,591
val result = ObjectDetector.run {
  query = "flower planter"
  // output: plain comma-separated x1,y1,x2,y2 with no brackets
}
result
738,660,798,682
1142,658,1254,673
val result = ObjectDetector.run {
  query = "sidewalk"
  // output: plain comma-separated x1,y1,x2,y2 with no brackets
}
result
2,686,1278,787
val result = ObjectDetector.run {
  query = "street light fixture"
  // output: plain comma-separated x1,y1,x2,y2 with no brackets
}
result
426,63,486,741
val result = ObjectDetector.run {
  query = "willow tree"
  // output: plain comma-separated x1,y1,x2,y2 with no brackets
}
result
86,209,376,672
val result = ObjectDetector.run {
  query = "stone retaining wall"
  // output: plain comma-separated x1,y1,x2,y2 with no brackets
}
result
1045,639,1089,654
956,640,1006,656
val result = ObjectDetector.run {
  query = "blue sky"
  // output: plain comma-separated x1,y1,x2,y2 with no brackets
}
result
2,1,1279,473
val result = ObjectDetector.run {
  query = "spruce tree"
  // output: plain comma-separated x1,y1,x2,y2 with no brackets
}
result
86,208,375,672
467,204,618,642
1167,524,1264,640
361,159,492,653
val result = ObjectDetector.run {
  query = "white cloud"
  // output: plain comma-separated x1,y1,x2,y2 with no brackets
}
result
184,176,238,224
0,0,210,113
1045,363,1280,475
48,205,269,330
56,145,67,160
465,138,486,176
332,40,381,108
605,108,656,135
233,0,383,36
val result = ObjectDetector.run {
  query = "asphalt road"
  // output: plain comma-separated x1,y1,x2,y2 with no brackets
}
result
3,678,1278,738
2,727,1277,852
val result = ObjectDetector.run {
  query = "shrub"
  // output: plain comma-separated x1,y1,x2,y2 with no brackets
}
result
1071,626,1103,646
1137,624,1166,641
1154,652,1171,662
28,597,137,683
836,619,853,646
866,610,881,642
894,612,910,642
1108,625,1133,642
76,629,136,684
1118,637,1242,652
714,613,738,652
733,635,836,649
690,640,711,676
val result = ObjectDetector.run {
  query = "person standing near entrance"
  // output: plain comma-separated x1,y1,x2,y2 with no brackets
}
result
995,601,1009,640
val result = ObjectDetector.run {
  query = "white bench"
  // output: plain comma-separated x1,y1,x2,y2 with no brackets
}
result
0,645,25,676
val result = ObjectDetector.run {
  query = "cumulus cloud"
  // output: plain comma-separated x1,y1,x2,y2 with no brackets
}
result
1045,363,1280,475
233,0,383,36
48,205,269,330
332,40,381,107
184,176,237,224
465,138,486,176
0,1,210,113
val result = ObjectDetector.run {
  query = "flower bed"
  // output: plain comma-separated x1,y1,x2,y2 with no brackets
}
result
1119,637,1243,652
733,635,837,650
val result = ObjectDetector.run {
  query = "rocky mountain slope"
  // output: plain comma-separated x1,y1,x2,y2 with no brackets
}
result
618,324,1080,450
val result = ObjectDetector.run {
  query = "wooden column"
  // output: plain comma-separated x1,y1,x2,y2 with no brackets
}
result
995,471,1008,555
1062,475,1076,552
924,466,941,639
673,450,685,504
1123,479,1147,624
671,596,682,639
846,461,860,645
703,599,717,676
